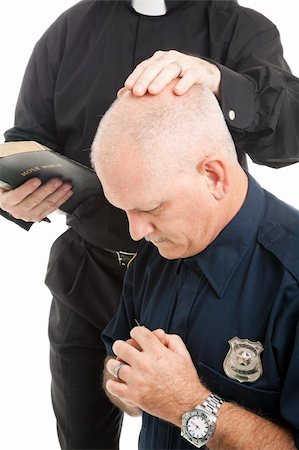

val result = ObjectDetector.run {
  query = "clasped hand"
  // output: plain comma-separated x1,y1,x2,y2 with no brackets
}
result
106,326,209,427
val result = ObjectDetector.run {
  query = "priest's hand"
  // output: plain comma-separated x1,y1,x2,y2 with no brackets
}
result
0,178,73,222
124,50,221,97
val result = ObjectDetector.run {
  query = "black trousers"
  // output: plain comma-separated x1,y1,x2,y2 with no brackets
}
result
46,228,129,449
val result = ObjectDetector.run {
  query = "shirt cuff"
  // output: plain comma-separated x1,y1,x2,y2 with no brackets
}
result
217,63,256,130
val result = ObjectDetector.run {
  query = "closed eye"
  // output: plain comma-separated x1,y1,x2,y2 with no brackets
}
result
144,204,164,215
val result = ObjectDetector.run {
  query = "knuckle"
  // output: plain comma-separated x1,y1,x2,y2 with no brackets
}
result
186,66,196,75
153,50,164,57
45,196,62,210
28,195,43,208
45,180,61,193
44,199,57,210
146,62,161,74
144,328,154,340
185,67,197,79
135,59,150,70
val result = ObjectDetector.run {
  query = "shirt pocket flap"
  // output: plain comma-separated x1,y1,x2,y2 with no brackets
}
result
198,362,280,421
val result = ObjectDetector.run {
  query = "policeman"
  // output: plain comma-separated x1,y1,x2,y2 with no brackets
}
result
92,84,299,449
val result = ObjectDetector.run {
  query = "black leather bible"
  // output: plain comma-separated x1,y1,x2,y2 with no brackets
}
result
0,141,102,214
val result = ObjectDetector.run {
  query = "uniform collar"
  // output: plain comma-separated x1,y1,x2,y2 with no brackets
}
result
183,174,265,297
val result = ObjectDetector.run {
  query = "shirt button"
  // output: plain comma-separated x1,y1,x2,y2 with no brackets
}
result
228,109,236,121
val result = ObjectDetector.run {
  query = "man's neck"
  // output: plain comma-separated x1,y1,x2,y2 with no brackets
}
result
131,0,167,16
224,167,249,230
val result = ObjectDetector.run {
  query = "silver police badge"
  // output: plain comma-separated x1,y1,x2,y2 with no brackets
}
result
223,337,264,383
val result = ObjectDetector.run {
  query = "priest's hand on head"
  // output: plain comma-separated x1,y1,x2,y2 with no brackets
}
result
124,50,221,98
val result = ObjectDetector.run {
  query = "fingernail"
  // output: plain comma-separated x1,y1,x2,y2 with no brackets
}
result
65,191,73,198
63,183,73,191
125,77,134,86
174,86,184,95
150,82,158,89
53,180,63,188
134,83,144,93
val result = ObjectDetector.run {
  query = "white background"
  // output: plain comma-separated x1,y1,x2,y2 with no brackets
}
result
0,1,298,449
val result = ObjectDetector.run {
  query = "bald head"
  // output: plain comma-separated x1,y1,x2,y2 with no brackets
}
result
91,82,247,258
91,82,237,181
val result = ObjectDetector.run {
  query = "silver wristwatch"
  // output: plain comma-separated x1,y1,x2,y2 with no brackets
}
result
181,393,224,448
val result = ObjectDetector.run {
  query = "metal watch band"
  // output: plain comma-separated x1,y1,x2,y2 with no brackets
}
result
199,393,224,416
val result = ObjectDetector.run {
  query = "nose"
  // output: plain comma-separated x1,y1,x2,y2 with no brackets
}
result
127,211,155,241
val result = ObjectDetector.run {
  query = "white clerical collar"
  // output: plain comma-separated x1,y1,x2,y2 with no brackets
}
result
131,0,167,16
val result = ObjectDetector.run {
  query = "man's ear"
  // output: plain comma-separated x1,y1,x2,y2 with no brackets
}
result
196,158,228,200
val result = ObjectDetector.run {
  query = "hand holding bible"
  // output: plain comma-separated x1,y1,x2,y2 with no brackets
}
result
0,178,73,222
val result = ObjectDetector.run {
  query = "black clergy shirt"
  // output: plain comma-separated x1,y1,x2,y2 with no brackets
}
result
102,175,299,449
3,0,299,243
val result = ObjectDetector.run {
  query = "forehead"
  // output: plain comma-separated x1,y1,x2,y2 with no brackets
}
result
99,156,169,211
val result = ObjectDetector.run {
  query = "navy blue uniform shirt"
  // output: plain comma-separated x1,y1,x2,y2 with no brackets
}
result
102,175,299,449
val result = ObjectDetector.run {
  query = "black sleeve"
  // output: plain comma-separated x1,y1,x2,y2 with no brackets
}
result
212,8,299,168
4,16,64,149
1,17,64,228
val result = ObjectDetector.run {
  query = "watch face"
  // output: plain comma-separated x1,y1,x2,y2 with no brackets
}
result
186,413,209,439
